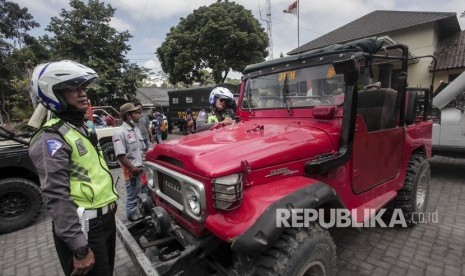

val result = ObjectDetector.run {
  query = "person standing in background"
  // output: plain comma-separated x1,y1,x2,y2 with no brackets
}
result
84,111,96,132
186,108,195,134
151,111,164,144
100,113,107,126
105,114,115,127
134,103,152,150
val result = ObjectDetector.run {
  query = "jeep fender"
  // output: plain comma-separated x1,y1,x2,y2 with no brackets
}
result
204,176,343,256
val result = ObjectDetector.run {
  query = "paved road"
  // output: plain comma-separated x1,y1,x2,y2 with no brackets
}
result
1,150,464,275
0,133,185,276
333,156,465,276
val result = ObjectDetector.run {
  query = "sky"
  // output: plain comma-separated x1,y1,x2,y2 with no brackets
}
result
12,0,465,79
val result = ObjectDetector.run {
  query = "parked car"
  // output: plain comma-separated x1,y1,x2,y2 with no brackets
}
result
92,106,121,127
92,113,107,127
0,126,43,234
430,71,465,157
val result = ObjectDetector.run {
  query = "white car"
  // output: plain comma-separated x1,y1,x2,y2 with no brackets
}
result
431,71,465,157
95,125,119,168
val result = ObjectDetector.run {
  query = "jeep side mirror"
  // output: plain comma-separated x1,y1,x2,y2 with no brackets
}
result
313,106,336,119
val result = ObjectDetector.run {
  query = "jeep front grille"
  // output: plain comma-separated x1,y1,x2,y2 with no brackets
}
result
146,162,206,222
159,174,183,205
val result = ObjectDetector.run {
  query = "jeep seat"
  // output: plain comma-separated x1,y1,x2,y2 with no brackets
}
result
405,90,419,125
357,88,397,131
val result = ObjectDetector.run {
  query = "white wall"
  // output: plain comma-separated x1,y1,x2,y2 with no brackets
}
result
385,23,437,89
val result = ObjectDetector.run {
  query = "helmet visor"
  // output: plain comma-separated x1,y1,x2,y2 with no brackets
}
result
217,95,233,104
53,75,99,91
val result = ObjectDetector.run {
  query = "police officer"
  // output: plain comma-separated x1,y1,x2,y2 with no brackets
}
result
112,103,145,222
29,60,118,276
195,87,236,132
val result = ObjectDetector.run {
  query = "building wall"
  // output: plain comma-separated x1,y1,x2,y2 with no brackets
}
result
136,88,170,107
435,69,465,87
384,23,437,89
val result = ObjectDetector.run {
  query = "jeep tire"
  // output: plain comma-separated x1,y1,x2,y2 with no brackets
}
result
137,192,154,217
101,142,119,169
385,153,430,227
0,178,43,233
239,224,337,276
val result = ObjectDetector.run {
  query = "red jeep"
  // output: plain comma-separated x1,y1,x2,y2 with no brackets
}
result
131,38,432,275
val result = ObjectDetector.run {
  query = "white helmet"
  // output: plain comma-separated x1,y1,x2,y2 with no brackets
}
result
30,60,98,113
209,87,234,105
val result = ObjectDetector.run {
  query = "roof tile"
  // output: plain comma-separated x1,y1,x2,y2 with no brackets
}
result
289,10,459,55
435,30,465,71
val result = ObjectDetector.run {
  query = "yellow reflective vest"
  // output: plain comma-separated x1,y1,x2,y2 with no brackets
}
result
32,118,118,208
208,112,231,123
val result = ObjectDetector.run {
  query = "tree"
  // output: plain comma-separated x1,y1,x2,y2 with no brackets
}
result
0,0,39,49
157,2,268,85
0,0,42,124
43,0,147,106
224,77,241,86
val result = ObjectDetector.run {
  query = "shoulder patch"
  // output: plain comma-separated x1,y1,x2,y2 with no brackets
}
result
46,139,63,157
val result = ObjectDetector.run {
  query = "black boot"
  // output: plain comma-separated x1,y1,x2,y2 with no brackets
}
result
128,210,144,222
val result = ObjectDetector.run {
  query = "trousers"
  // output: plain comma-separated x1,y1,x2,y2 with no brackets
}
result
125,173,142,219
53,211,116,276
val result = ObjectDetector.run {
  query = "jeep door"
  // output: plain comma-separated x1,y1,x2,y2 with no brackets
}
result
351,88,403,193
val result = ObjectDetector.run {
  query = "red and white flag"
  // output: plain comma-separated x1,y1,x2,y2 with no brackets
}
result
284,1,298,15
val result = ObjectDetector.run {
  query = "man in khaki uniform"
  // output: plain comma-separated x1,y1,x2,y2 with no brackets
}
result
112,103,145,222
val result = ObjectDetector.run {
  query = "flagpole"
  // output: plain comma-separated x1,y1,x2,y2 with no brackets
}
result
283,0,300,50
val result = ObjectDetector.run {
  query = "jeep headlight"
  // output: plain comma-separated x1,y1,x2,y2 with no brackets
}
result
144,164,156,190
212,174,243,211
185,185,201,216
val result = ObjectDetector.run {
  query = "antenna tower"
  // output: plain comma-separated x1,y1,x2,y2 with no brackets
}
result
260,0,273,59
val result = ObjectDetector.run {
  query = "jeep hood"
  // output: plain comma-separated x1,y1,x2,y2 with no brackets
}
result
149,119,335,177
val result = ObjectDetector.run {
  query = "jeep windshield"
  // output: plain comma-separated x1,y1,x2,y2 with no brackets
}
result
241,63,345,110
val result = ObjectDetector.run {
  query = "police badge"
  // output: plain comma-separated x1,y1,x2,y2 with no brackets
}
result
76,138,88,156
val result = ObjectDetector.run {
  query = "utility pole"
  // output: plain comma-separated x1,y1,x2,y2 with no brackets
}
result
259,0,273,59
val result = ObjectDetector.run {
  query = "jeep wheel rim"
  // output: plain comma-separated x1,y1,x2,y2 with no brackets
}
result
300,260,326,276
0,192,28,218
106,151,117,165
416,173,428,211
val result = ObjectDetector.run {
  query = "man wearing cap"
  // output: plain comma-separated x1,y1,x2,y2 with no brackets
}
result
112,103,146,222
